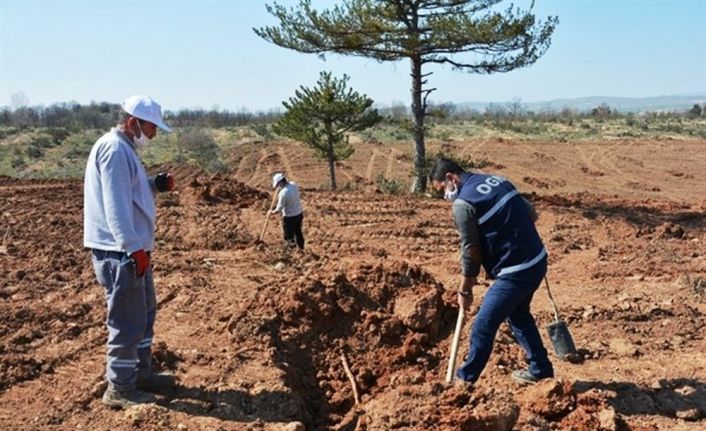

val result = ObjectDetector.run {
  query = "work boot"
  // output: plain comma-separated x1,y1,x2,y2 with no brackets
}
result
102,387,155,409
136,372,175,393
512,369,551,385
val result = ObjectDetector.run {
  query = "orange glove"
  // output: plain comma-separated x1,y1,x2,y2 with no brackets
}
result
130,249,150,277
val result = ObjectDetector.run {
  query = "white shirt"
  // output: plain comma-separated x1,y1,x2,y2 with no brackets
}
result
274,182,303,217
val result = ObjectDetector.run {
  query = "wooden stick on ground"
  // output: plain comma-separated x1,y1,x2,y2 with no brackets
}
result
0,227,9,254
445,307,465,383
340,352,361,405
259,188,280,241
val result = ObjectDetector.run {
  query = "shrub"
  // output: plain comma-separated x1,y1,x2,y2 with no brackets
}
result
30,133,54,149
251,123,275,141
25,144,43,158
63,131,99,159
339,181,357,191
176,128,228,173
591,103,612,118
433,128,452,141
46,127,71,145
11,155,25,169
688,104,703,117
376,175,405,195
0,127,19,140
625,114,637,127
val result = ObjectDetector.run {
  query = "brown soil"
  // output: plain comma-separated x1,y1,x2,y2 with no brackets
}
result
1,138,704,430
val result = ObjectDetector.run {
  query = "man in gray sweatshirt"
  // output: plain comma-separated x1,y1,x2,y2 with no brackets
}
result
84,95,175,408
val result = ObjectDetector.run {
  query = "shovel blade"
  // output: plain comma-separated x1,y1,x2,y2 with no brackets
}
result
546,320,577,359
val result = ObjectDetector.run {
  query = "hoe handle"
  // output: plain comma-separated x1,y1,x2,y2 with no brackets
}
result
259,189,280,241
544,276,561,322
445,307,465,383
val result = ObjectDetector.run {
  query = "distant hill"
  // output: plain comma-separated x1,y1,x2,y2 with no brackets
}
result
457,94,706,114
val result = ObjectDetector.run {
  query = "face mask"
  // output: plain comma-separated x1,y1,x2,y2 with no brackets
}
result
133,119,150,148
444,180,459,201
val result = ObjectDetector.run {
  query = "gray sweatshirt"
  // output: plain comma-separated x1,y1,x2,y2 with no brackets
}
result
83,128,156,254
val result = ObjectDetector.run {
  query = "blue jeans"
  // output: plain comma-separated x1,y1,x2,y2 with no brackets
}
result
456,257,553,382
91,249,156,391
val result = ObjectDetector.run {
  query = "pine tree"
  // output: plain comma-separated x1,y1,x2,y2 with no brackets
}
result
255,0,558,192
274,71,381,190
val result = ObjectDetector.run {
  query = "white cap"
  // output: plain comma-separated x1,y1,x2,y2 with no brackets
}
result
122,95,172,132
272,172,285,188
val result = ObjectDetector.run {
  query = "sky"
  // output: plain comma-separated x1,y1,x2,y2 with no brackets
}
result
0,0,704,111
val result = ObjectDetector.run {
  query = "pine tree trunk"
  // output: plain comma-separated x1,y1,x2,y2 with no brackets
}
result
410,55,427,193
327,138,337,190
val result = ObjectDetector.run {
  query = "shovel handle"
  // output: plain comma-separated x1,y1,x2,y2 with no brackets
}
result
445,307,465,383
544,276,561,322
259,214,271,241
259,188,280,241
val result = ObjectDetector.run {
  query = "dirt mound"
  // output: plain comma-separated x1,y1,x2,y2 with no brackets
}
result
514,379,622,430
227,260,455,428
187,175,268,208
225,258,647,430
148,162,269,208
155,170,269,250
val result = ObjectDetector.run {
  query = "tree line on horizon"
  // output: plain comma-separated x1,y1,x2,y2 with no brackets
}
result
0,101,281,131
1,99,703,131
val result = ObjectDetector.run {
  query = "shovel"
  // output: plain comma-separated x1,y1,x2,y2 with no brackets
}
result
445,307,465,383
543,276,578,360
259,187,280,241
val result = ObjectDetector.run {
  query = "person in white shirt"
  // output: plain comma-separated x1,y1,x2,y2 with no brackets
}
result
84,95,175,409
269,172,305,249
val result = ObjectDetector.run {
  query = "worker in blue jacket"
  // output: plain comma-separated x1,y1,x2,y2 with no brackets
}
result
84,95,176,408
429,158,554,386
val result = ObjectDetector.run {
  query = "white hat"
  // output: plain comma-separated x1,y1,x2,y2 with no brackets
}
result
272,173,285,188
122,95,172,132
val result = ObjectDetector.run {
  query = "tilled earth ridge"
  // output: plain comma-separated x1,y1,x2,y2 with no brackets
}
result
0,138,705,430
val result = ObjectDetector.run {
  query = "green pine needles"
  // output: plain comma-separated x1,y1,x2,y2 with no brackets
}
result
273,71,381,190
256,0,557,192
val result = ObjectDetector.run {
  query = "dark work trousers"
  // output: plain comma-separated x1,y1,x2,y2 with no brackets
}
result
91,249,156,391
282,213,305,249
456,257,553,382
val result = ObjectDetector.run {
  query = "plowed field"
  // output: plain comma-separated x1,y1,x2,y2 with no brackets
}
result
1,137,705,430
